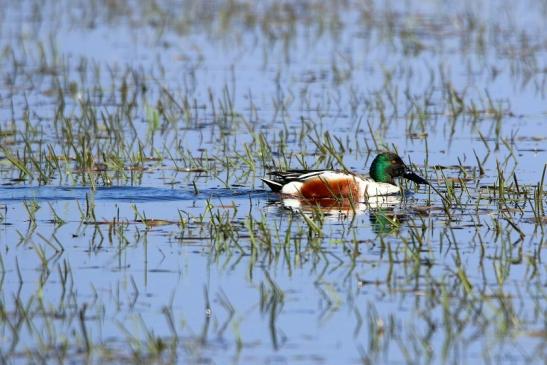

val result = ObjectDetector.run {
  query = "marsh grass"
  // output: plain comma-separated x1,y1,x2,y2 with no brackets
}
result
0,0,545,364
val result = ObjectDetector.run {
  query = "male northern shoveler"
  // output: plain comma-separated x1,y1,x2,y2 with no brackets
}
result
262,152,433,201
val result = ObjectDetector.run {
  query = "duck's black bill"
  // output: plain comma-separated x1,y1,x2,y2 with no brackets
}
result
403,171,430,185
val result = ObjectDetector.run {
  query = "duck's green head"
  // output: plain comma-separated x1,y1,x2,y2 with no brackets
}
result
369,152,430,186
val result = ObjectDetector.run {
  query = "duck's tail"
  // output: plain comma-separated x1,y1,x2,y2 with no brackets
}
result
261,178,283,192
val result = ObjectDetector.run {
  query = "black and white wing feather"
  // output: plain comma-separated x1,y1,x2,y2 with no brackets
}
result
261,170,337,192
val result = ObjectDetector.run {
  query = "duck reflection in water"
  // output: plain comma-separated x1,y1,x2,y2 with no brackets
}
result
273,194,408,234
369,208,408,235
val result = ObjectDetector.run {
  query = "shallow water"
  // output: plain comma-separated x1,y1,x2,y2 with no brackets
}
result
0,185,267,202
0,0,545,364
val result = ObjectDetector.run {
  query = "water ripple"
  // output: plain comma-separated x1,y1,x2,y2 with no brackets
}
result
0,185,269,202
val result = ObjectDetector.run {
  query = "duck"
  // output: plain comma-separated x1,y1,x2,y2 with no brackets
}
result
261,152,434,201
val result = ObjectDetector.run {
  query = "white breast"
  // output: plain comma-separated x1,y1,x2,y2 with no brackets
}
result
356,177,401,198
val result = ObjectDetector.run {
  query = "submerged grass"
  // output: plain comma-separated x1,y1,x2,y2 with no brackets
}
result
0,0,545,364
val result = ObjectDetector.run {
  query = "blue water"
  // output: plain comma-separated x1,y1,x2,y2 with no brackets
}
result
0,185,269,202
0,0,545,364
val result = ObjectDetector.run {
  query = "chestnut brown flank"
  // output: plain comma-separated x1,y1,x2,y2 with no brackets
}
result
300,177,359,199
